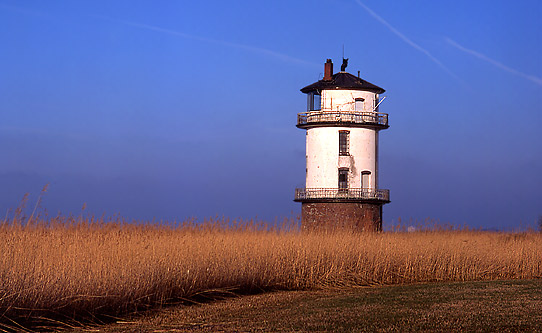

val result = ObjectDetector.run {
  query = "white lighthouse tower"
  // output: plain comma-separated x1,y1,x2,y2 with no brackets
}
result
294,59,390,231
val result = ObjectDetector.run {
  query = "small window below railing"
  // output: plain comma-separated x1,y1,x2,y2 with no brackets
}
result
339,130,350,156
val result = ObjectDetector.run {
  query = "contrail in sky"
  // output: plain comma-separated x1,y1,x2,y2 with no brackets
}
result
0,4,314,66
355,0,461,82
96,16,318,67
446,38,542,86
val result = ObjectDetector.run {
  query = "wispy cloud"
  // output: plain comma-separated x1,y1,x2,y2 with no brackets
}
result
96,16,318,67
355,0,461,82
446,38,542,86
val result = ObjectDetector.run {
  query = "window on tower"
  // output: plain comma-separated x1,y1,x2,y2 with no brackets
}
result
338,168,349,191
339,130,350,156
307,91,321,111
354,98,365,111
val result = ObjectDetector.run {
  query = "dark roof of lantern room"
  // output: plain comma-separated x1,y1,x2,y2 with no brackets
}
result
300,72,385,94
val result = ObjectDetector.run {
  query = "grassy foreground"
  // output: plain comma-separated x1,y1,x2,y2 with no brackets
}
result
0,215,541,330
76,279,542,332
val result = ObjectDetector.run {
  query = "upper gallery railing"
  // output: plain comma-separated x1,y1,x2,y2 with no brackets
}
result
297,111,388,128
294,188,390,202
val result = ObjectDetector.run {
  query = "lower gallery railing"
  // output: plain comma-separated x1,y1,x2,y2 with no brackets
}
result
295,188,390,202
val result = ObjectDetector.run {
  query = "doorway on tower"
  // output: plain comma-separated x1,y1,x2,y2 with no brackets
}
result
338,168,349,192
361,170,371,189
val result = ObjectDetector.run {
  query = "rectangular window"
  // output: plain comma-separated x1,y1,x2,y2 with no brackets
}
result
307,92,321,111
355,98,364,111
339,130,350,156
338,168,349,190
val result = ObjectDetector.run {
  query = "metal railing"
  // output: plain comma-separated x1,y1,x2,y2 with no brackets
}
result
295,188,390,202
297,111,388,127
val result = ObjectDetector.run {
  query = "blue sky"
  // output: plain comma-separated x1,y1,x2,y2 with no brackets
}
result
1,0,541,230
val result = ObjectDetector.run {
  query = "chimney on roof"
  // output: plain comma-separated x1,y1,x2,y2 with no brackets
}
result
323,59,333,81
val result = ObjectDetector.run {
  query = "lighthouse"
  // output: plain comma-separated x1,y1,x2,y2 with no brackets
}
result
294,59,390,231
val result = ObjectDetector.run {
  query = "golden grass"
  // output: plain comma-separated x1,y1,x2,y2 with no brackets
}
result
0,214,541,328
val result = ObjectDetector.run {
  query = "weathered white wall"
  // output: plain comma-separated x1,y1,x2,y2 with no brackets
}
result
321,89,379,112
306,127,378,189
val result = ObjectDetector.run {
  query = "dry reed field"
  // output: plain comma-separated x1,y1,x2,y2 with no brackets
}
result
1,213,541,330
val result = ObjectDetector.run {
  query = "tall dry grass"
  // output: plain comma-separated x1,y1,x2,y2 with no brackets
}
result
0,214,541,328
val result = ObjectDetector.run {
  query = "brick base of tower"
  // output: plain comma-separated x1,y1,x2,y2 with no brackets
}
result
301,202,382,232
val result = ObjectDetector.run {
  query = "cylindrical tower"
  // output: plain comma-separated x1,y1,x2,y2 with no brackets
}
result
294,59,390,231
